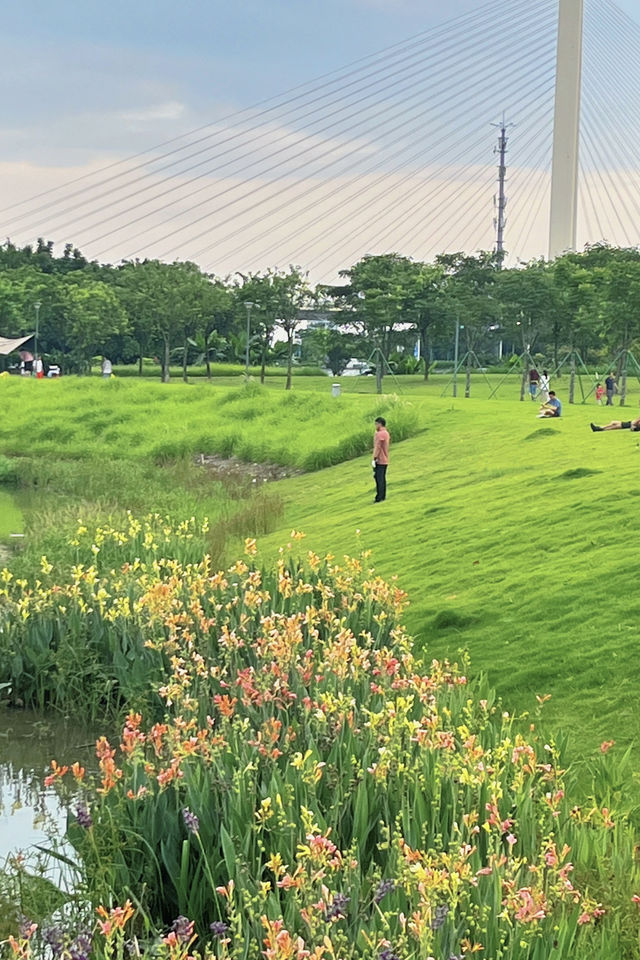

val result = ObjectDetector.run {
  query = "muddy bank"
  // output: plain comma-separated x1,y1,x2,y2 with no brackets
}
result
194,453,302,486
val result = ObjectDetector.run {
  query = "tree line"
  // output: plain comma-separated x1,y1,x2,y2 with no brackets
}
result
1,239,640,396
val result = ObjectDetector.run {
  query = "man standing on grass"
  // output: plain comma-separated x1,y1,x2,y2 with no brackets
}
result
605,372,616,405
372,416,390,502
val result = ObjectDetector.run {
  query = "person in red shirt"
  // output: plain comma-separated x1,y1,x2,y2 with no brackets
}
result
372,416,390,502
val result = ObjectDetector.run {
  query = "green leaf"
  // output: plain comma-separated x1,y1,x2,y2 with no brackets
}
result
220,823,236,880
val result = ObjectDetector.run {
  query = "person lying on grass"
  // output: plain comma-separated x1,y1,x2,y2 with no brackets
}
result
537,390,562,418
590,415,640,432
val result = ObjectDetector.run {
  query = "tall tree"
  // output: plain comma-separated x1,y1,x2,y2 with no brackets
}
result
435,251,501,397
498,259,555,400
271,267,313,389
402,261,448,381
334,254,416,394
62,276,129,372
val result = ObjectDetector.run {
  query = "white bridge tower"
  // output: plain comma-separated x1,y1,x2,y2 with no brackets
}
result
549,0,584,259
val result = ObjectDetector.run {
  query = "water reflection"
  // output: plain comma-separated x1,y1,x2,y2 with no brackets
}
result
0,488,23,541
0,711,97,863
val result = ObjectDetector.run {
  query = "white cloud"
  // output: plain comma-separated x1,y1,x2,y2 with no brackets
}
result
117,101,187,124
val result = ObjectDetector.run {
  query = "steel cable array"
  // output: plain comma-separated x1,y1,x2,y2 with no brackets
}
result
3,0,640,280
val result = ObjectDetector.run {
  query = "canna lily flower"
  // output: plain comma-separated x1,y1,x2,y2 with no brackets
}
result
96,900,135,938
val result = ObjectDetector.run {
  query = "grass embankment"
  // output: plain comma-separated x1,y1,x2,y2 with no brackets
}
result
0,377,421,711
0,377,418,469
259,392,640,765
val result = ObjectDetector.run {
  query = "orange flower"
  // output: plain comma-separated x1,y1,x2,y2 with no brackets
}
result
43,759,69,787
460,938,484,953
96,900,135,938
214,693,237,718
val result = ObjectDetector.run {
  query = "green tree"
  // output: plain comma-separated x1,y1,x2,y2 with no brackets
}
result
334,253,416,394
270,267,313,389
435,251,501,397
115,260,209,382
232,271,285,384
498,259,555,400
402,261,448,381
62,276,129,371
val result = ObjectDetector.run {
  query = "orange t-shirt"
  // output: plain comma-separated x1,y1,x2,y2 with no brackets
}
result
373,427,390,465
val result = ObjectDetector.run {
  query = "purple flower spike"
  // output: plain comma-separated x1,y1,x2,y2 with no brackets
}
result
374,878,396,903
210,921,229,938
326,892,350,920
171,917,194,944
69,932,92,960
75,805,93,829
182,807,200,834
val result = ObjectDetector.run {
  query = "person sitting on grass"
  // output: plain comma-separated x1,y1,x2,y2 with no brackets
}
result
590,416,640,432
537,391,562,418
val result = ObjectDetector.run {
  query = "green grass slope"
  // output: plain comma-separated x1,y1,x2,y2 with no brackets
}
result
0,377,419,469
261,393,640,760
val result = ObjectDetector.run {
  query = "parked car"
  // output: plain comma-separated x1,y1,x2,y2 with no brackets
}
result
342,358,371,377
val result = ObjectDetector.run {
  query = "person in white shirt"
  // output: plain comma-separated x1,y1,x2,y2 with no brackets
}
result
539,369,550,404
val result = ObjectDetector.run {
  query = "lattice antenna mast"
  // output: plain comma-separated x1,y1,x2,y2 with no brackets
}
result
492,116,513,261
549,0,584,259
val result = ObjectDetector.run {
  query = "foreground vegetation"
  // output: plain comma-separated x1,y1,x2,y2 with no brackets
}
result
3,525,640,959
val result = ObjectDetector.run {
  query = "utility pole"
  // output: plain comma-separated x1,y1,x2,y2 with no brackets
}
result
549,0,584,259
244,301,257,377
492,117,513,262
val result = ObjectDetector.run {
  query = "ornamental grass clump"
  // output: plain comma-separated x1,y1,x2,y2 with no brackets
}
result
23,529,640,959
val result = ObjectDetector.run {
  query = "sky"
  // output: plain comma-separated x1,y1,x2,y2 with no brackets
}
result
2,0,640,283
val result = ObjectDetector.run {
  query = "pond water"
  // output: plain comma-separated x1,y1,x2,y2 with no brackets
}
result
0,487,24,548
0,710,96,866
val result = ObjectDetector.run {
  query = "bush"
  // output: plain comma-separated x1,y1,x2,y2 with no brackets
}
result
111,363,326,379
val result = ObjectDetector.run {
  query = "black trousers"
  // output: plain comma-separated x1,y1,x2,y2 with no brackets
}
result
374,463,387,501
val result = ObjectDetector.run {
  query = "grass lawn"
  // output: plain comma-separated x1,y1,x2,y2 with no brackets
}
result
259,389,640,764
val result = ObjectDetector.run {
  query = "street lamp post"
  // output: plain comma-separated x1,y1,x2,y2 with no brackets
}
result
34,301,42,376
244,302,257,377
453,314,460,397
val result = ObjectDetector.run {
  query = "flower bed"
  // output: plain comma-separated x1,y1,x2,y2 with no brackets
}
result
4,524,639,958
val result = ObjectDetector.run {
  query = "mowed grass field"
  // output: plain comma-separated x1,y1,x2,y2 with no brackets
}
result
259,387,640,763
